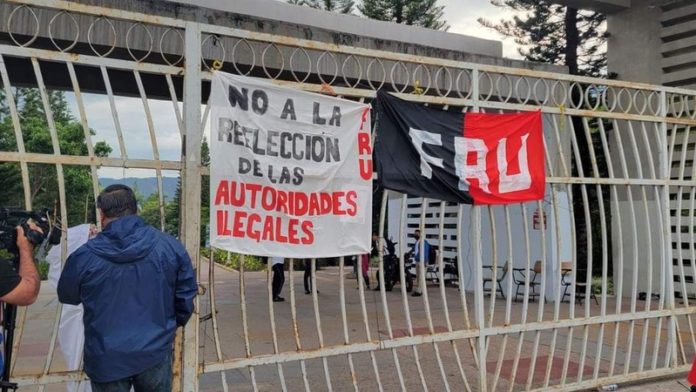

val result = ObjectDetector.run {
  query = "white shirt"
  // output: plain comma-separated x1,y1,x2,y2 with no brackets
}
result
373,238,388,255
271,257,284,265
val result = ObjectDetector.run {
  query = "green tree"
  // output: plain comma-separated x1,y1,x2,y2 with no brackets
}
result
478,0,608,77
359,0,448,30
287,0,355,14
0,88,111,225
139,192,163,229
165,138,210,245
200,138,210,246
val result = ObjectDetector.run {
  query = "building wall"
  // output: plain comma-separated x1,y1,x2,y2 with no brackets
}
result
661,0,696,89
606,0,663,84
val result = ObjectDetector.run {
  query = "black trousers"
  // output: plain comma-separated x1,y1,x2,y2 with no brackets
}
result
304,259,312,293
272,263,285,298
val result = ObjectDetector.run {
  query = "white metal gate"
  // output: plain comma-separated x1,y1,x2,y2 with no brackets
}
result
1,0,696,391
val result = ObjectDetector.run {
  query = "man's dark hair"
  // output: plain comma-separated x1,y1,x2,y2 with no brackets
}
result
97,184,138,219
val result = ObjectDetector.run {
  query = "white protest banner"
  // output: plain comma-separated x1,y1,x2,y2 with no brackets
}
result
210,72,373,257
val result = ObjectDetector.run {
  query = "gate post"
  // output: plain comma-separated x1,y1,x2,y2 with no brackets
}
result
180,21,203,392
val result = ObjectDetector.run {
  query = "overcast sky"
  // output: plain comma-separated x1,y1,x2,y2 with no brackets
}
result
439,0,522,59
80,0,523,179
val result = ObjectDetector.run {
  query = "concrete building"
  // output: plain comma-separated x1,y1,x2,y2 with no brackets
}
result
557,0,696,88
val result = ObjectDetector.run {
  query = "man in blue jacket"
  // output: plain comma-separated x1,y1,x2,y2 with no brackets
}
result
58,184,197,391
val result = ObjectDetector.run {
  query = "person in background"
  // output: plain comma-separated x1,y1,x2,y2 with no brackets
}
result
411,229,430,297
357,253,370,289
57,184,197,392
46,224,97,392
304,259,318,295
271,256,285,302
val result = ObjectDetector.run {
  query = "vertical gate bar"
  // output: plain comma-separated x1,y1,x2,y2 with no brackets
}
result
31,57,69,390
566,113,593,384
660,91,680,369
398,194,429,391
456,104,480,367
560,202,577,387
355,240,384,391
491,205,514,392
265,260,288,392
486,205,498,330
377,190,407,391
310,258,333,391
543,114,564,388
288,258,311,392
456,203,480,367
417,198,451,392
471,67,488,392
0,54,32,376
634,121,656,372
201,101,211,131
338,256,360,392
239,254,259,391
526,198,548,390
165,74,184,138
0,55,31,209
182,21,203,392
643,120,667,370
544,186,564,388
622,120,644,375
207,249,229,392
437,201,471,392
559,115,579,387
507,204,531,392
66,62,101,227
133,70,166,231
99,65,128,160
472,205,488,392
606,119,627,377
541,114,559,388
592,117,614,380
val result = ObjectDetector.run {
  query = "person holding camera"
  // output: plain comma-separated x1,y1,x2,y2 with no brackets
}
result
57,184,197,392
0,225,41,306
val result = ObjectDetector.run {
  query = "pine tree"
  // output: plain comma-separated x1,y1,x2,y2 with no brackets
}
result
478,0,608,77
359,0,448,30
164,138,210,245
287,0,355,14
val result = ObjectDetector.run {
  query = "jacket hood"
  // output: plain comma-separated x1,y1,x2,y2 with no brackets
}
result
87,215,157,263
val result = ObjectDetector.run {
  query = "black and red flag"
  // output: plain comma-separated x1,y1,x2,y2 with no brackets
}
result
374,90,545,205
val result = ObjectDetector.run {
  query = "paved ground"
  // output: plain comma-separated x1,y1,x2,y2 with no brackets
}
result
11,260,696,391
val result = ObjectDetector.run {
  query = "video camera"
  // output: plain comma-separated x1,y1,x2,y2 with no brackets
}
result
0,208,61,256
0,208,60,391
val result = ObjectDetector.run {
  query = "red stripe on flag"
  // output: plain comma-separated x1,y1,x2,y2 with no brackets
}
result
461,111,545,205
